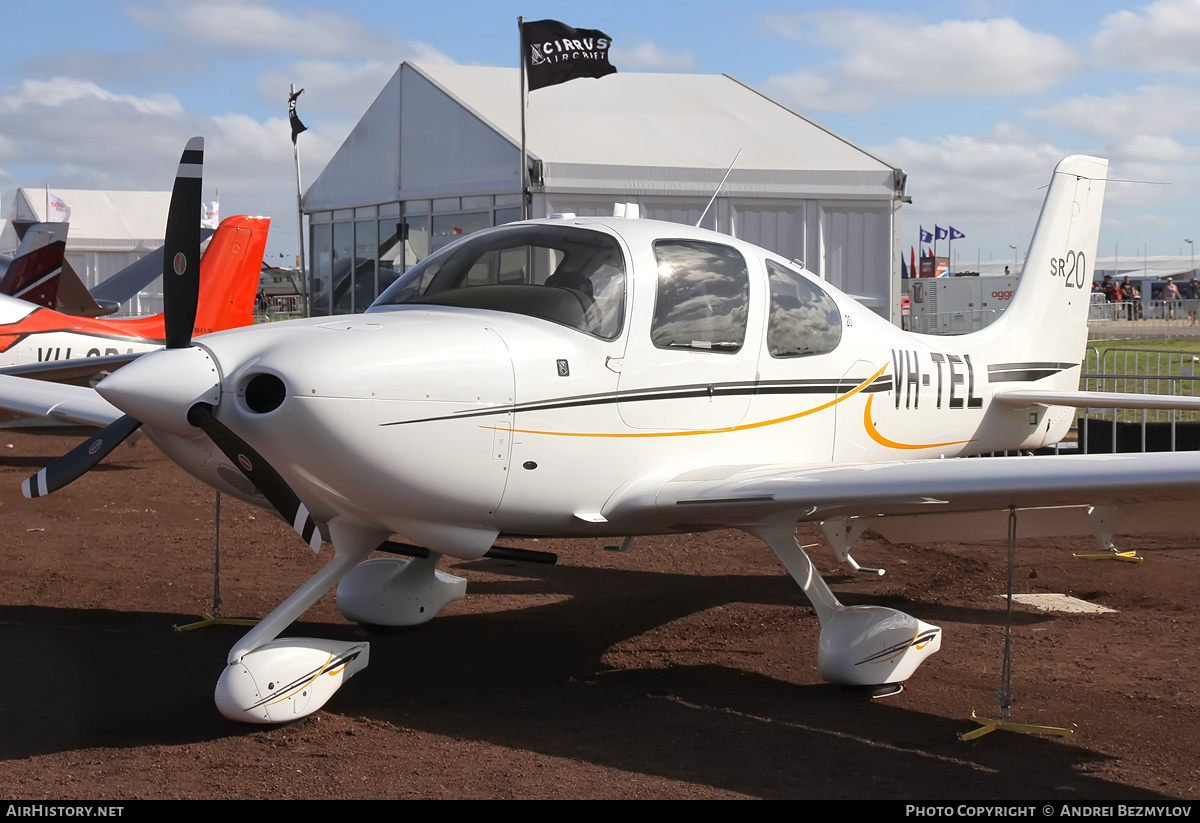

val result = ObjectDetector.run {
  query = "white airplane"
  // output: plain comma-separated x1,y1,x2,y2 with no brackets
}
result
22,146,1200,724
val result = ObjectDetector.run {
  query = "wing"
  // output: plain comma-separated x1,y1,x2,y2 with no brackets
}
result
0,352,144,386
0,373,122,428
603,451,1200,543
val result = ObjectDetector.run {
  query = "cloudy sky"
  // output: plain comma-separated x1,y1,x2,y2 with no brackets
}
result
1,0,1197,268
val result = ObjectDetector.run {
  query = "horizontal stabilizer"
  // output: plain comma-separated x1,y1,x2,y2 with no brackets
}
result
992,388,1200,411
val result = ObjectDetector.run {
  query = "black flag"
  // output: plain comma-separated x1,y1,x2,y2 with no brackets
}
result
288,88,307,145
522,19,616,91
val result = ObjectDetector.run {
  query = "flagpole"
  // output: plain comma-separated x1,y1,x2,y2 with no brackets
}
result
518,16,529,221
291,83,308,317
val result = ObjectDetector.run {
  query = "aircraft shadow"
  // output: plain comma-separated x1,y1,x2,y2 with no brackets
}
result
0,557,1165,799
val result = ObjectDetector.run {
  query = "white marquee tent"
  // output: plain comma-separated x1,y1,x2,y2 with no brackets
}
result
2,188,171,289
303,62,907,319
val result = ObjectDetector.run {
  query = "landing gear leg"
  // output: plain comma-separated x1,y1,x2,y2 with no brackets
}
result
214,522,388,724
748,523,940,690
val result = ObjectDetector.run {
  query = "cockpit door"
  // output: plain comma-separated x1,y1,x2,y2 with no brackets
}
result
617,238,759,430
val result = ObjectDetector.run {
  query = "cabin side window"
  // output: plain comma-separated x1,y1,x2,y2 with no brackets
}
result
650,240,749,353
765,259,842,358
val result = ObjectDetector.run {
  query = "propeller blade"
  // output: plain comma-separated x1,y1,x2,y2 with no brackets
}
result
22,414,142,499
163,137,204,349
187,404,323,552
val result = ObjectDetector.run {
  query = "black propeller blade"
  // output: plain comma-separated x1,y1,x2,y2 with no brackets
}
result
25,136,324,551
187,403,323,551
164,137,204,349
21,138,204,499
22,414,142,499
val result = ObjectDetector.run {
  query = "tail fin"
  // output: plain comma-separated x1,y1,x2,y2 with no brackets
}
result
975,155,1108,374
56,259,120,317
191,215,270,336
0,222,68,308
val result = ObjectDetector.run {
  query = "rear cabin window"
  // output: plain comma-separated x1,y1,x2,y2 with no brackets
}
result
369,225,625,340
765,259,842,357
650,240,749,353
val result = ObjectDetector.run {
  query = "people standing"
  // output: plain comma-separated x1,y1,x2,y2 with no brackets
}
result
1163,277,1182,320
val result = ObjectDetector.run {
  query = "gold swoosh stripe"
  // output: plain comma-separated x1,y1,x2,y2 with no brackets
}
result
862,394,972,450
487,364,889,439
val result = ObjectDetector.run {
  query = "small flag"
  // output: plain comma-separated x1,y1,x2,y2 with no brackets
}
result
935,225,948,240
522,19,617,91
48,194,71,223
949,226,965,240
288,88,307,145
901,255,909,279
201,200,219,229
919,227,932,244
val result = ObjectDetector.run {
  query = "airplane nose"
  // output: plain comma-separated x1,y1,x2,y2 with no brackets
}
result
96,345,222,436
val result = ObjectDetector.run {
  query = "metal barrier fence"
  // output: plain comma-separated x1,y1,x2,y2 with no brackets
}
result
906,299,1200,339
255,295,305,322
1087,300,1200,340
1078,346,1200,452
906,309,998,335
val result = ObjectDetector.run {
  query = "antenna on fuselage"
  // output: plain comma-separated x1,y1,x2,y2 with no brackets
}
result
695,148,743,228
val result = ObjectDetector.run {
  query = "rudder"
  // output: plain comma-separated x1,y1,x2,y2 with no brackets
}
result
192,216,270,336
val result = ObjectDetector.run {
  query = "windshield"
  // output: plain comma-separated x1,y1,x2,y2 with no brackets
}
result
369,223,626,340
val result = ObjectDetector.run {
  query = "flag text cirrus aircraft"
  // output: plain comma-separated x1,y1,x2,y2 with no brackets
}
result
24,142,1197,724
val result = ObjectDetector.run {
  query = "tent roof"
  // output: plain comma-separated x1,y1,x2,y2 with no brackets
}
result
304,63,900,211
415,63,893,173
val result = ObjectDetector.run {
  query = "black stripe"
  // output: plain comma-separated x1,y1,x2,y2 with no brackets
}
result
677,495,775,505
382,375,893,428
988,361,1077,372
989,370,1064,383
987,361,1077,384
180,149,204,165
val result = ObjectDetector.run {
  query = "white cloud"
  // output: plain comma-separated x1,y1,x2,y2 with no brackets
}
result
879,133,1197,256
876,136,1073,258
762,11,1079,111
609,39,697,72
256,60,404,117
128,0,449,62
1,78,182,118
1028,85,1200,139
1093,0,1200,74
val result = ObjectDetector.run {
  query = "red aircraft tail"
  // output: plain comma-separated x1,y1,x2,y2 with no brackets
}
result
191,215,270,336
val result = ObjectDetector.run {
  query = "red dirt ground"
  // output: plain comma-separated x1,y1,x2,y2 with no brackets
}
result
0,432,1197,799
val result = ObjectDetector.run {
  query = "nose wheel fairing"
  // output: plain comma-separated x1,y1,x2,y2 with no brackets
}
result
216,638,369,724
